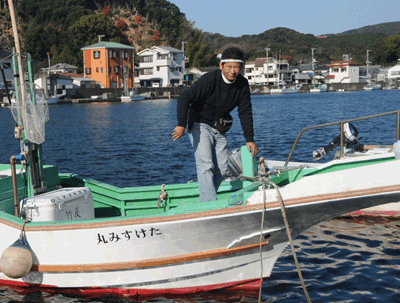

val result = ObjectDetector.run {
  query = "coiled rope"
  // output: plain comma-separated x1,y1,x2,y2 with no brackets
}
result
240,174,312,303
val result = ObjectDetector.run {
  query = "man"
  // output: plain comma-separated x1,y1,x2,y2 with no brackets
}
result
172,47,257,202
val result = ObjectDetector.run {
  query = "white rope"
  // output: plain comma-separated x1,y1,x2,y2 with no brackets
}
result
240,175,312,303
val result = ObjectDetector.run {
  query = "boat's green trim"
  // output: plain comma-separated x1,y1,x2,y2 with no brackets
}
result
0,165,60,215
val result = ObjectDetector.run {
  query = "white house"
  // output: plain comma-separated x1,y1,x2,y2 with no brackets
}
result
0,48,14,90
244,57,289,86
34,74,73,98
326,60,360,83
387,59,400,83
136,46,186,87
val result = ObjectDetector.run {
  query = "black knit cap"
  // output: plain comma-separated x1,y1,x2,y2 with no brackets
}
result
221,47,244,63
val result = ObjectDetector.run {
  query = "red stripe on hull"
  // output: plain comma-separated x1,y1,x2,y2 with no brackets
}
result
0,278,262,299
345,210,400,217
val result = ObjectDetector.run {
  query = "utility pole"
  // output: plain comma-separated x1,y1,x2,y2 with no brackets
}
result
366,49,372,80
266,46,270,86
47,52,50,75
181,41,187,85
311,48,317,83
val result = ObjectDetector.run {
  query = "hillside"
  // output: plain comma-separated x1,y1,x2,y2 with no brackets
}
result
0,0,399,71
337,21,400,36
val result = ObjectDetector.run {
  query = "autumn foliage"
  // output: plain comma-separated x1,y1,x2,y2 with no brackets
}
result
152,30,160,43
117,19,128,31
135,15,144,25
100,6,111,17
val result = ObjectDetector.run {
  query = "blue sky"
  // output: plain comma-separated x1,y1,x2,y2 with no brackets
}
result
169,0,399,37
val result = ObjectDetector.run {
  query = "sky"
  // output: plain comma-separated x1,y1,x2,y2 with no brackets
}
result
169,0,399,37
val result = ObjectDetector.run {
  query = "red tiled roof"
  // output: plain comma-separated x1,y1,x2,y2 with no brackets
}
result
60,73,84,78
327,60,360,67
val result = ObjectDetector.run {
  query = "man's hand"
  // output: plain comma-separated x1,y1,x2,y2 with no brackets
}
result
246,142,258,157
172,126,185,141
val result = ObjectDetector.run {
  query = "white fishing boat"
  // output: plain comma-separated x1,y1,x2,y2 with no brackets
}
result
47,94,65,104
364,83,381,91
2,67,400,296
121,91,146,102
310,84,328,93
269,87,283,95
282,84,302,94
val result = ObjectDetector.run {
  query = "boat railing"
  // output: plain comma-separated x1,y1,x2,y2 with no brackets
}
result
284,110,400,167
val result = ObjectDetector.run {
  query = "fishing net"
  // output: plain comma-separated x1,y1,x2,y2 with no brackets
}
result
10,84,49,145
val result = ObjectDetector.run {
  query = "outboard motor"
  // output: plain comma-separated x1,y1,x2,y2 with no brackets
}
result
313,122,361,160
226,148,243,179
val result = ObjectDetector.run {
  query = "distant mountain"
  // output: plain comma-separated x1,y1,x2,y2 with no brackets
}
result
337,21,400,36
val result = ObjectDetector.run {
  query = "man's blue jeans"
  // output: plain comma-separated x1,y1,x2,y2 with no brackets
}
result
189,122,228,202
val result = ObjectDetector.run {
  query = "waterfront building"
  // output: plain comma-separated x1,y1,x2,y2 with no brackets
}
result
81,41,135,89
387,59,400,84
136,46,186,87
326,60,360,83
244,57,289,86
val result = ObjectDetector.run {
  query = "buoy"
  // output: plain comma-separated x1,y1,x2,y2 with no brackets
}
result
0,238,33,279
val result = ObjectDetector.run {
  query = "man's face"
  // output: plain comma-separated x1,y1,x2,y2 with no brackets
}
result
219,62,241,81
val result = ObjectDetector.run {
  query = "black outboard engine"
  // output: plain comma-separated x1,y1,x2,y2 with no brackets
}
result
313,122,361,160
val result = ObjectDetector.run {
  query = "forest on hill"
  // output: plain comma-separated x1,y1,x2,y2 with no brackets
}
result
0,0,399,73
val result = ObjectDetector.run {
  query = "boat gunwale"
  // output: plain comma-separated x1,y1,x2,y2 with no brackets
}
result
1,183,400,231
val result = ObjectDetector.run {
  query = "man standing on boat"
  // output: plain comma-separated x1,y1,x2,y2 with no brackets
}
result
172,47,257,202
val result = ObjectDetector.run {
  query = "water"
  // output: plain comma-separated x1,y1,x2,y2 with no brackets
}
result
1,90,400,302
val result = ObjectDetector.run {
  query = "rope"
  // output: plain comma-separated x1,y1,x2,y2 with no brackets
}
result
240,174,312,303
258,180,267,302
18,219,31,244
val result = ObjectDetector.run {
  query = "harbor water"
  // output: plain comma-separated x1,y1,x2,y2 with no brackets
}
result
0,90,400,302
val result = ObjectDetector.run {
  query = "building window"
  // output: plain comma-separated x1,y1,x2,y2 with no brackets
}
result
158,54,168,59
333,68,339,73
109,67,112,74
101,67,103,73
141,55,153,63
170,67,176,72
157,66,160,71
114,66,120,73
86,68,91,74
172,53,177,60
123,66,129,73
341,67,347,72
94,51,100,59
96,67,99,73
140,68,153,75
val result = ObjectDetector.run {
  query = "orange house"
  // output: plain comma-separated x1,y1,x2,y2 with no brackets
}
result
81,42,135,89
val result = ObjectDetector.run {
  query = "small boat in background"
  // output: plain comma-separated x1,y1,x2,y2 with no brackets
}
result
364,83,381,91
310,84,328,93
282,84,302,94
121,91,146,102
47,94,65,104
269,87,283,95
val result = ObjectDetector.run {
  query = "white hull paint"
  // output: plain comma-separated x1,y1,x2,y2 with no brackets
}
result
1,159,400,294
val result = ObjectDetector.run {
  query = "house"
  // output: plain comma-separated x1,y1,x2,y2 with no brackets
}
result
387,59,400,84
45,63,78,75
244,57,290,86
34,74,73,98
299,63,329,83
136,46,185,87
188,67,220,83
81,41,135,89
0,48,14,90
326,60,360,83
